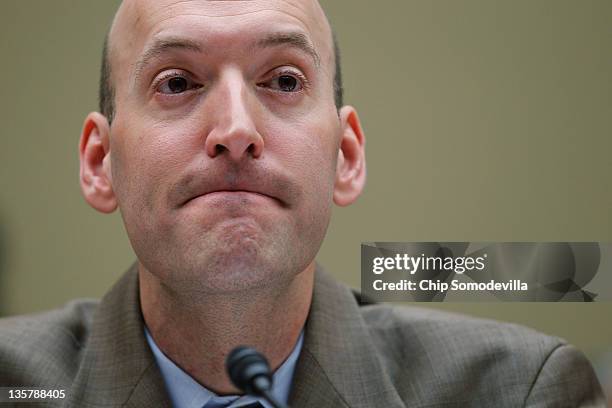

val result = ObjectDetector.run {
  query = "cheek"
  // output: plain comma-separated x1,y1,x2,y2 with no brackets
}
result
267,116,339,226
293,120,339,191
110,121,191,225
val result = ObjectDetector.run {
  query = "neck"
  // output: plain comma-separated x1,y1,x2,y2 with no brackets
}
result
139,262,314,394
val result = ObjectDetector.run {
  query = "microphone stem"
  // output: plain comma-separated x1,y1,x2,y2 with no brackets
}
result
260,389,288,408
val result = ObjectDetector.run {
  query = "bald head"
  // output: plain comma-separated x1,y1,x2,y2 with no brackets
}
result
80,0,367,317
98,0,343,123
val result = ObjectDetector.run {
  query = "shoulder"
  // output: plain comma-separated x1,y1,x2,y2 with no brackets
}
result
358,303,604,406
360,302,563,357
0,299,98,386
359,302,563,373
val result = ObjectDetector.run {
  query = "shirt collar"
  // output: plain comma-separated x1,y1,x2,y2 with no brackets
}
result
145,328,304,408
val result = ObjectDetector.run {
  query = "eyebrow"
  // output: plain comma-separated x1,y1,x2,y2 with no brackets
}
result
132,31,320,83
133,37,202,83
254,32,321,67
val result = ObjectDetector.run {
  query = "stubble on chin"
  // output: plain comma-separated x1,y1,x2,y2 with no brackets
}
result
155,217,297,294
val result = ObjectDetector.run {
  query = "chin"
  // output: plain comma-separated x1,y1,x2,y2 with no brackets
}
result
187,254,281,293
146,217,310,292
173,234,280,293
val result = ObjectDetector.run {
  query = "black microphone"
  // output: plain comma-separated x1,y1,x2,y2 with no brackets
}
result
226,346,289,408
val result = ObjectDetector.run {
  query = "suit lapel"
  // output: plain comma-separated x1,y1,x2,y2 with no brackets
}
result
66,263,172,407
289,266,405,408
66,263,404,407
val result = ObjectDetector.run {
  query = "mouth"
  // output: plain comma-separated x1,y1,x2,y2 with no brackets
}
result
183,189,284,207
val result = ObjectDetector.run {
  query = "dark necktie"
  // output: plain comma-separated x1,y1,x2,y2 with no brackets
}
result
234,402,265,408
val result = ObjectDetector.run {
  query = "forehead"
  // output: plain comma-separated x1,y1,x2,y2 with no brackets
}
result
109,0,333,76
128,0,327,25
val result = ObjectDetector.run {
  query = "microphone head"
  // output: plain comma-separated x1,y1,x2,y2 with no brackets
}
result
226,346,273,396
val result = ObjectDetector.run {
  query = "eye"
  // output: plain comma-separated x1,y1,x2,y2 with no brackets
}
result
275,75,300,92
261,71,305,93
155,73,200,95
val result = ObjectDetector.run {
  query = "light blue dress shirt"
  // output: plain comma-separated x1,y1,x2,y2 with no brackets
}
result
145,328,304,408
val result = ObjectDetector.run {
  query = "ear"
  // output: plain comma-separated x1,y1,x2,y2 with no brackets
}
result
333,106,366,206
79,112,117,213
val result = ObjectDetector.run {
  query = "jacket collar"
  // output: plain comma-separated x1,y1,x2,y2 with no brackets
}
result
67,263,404,408
288,265,405,408
67,262,172,407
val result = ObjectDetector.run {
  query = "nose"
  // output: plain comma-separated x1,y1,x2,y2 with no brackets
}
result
204,71,264,161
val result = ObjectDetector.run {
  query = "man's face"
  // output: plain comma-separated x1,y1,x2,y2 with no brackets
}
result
104,0,343,291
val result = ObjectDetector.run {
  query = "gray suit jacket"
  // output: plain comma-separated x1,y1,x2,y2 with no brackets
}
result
0,264,606,407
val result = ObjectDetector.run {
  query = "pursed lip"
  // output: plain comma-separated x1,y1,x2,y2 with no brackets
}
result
182,188,283,207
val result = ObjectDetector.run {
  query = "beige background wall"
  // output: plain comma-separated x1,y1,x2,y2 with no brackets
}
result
0,0,610,366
